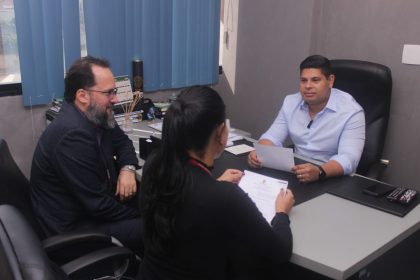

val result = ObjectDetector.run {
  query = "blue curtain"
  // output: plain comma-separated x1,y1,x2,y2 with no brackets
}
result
14,0,80,106
83,0,220,92
14,0,219,105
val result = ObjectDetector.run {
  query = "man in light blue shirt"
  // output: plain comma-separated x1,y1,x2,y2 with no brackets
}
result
248,55,365,183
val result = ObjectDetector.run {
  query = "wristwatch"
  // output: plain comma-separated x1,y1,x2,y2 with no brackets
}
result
121,165,136,172
318,166,327,181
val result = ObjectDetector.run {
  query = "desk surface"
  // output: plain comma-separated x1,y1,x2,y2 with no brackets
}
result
128,120,252,166
290,193,420,279
212,142,420,280
128,120,252,180
126,127,420,280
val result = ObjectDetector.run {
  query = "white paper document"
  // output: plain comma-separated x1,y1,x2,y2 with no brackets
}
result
224,144,254,155
148,122,163,131
226,131,244,147
254,143,295,172
239,170,288,223
114,75,133,104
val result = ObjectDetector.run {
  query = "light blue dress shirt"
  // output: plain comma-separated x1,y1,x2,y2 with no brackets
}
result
260,88,365,175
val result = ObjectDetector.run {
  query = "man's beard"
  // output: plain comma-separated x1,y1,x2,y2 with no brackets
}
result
85,102,116,129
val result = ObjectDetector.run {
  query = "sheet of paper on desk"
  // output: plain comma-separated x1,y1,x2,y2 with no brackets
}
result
239,170,288,223
224,144,254,155
226,131,244,147
254,143,295,172
148,122,163,131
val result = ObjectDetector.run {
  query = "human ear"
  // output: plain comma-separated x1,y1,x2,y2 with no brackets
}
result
215,122,226,140
213,122,227,159
76,89,90,104
328,74,335,88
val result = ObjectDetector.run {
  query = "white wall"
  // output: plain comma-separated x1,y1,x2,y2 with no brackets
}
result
221,0,239,94
0,95,47,178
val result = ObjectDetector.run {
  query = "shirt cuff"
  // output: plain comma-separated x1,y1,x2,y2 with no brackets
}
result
329,155,353,175
259,134,283,147
271,212,290,226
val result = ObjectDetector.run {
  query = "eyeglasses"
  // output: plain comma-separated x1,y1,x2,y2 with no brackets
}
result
85,88,118,97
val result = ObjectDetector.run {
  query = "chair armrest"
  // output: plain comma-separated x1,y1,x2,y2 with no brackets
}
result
42,231,116,251
61,246,135,279
380,159,390,166
42,231,123,265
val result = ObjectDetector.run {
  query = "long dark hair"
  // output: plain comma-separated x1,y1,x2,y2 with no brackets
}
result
141,86,226,255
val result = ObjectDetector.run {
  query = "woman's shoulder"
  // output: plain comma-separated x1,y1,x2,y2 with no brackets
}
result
191,168,237,194
190,169,249,206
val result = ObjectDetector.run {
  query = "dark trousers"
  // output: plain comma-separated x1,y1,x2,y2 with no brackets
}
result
95,217,144,256
75,193,144,257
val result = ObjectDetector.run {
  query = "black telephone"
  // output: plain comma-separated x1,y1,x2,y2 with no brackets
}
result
386,187,418,205
362,184,394,197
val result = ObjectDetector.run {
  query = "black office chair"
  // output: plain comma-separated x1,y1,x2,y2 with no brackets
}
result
330,59,392,179
0,138,138,279
0,204,135,280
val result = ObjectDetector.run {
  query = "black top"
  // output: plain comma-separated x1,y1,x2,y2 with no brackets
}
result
138,163,292,280
30,102,139,236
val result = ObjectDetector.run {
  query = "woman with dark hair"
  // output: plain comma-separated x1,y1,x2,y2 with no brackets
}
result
138,86,295,279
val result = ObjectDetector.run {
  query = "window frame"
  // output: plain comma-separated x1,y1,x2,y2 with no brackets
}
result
0,82,21,97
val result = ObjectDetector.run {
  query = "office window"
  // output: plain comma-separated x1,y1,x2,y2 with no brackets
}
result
0,0,87,98
79,0,87,57
219,0,238,93
0,0,20,85
14,0,83,106
8,0,220,105
219,0,224,66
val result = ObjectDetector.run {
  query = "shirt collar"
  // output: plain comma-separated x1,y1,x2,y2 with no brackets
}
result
298,88,338,113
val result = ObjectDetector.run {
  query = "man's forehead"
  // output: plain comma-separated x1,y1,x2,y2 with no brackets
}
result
91,64,111,75
91,65,114,84
300,68,325,79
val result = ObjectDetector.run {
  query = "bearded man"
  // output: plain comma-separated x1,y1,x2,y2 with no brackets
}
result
30,56,143,254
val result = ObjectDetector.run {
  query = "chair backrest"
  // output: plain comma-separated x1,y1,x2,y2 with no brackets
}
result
0,138,46,239
330,60,392,176
0,204,68,280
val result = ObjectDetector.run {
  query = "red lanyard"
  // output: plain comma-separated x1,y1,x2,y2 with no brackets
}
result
189,158,212,176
